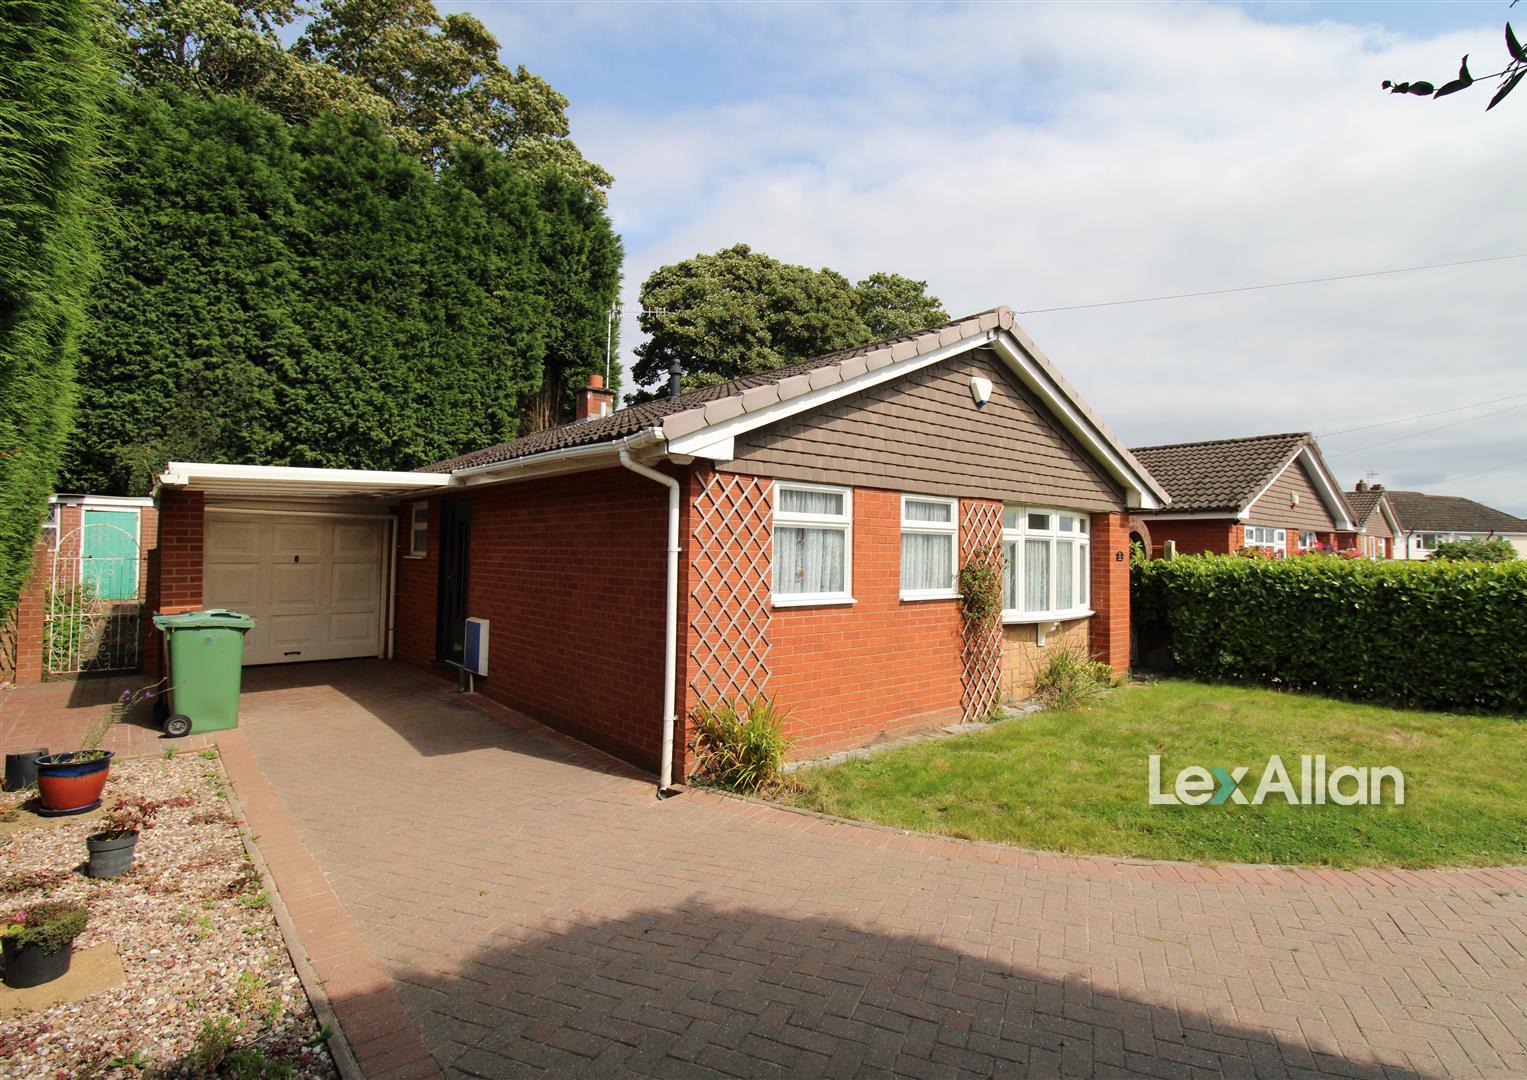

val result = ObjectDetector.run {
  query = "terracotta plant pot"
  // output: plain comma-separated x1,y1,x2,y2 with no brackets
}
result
86,830,139,879
1,938,73,989
34,752,114,814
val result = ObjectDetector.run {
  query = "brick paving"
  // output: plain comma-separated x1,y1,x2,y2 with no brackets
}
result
1,675,214,759
230,661,1527,1079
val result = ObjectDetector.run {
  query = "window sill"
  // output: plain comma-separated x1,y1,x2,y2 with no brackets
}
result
403,554,427,560
900,590,960,603
772,596,857,609
1002,609,1093,625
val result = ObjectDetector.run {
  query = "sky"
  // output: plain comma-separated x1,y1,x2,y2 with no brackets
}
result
456,0,1525,516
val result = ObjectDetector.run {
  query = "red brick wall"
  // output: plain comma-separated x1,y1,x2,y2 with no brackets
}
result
392,467,676,772
1089,511,1130,673
1145,518,1239,556
765,486,965,756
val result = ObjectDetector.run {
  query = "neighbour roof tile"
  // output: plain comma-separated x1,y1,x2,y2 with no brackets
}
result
1382,491,1527,534
1343,489,1387,529
1129,432,1310,513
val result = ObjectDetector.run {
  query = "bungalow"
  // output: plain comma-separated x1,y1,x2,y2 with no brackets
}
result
1383,490,1527,560
1336,480,1400,559
150,307,1166,786
1129,432,1354,557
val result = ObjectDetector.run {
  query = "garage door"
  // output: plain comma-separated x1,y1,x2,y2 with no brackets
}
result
203,514,386,666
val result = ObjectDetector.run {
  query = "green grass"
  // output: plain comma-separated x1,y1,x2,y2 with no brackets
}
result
787,680,1527,869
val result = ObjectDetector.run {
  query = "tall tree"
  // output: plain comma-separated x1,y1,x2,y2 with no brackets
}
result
855,272,948,339
0,0,111,618
108,0,611,193
631,246,949,399
62,88,620,494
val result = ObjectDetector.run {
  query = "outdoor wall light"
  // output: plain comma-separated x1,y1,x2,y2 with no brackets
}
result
969,375,993,407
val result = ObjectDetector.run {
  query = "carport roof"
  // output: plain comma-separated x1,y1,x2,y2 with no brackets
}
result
157,462,452,499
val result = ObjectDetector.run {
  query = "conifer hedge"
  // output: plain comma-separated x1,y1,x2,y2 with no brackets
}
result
1132,554,1527,713
0,0,110,618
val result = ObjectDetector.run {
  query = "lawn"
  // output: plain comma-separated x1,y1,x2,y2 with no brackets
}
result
787,680,1527,869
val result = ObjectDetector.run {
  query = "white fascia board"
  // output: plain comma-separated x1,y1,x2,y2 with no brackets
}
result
450,428,664,487
51,494,155,508
1376,499,1402,537
160,462,453,491
665,332,998,459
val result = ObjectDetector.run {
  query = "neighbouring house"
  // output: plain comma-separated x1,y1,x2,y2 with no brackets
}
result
3,495,158,687
148,307,1166,784
1129,432,1354,557
1337,480,1401,559
1383,490,1527,560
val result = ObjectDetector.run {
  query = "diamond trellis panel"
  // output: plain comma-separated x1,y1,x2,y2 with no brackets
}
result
961,501,1005,722
690,473,774,707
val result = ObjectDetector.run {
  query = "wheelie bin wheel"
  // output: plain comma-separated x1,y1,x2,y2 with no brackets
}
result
164,714,193,738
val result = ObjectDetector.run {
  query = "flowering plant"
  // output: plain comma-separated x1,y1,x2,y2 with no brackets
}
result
77,678,170,759
98,796,161,840
2,901,88,952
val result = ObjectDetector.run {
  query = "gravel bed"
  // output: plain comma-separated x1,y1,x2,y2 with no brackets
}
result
0,751,336,1078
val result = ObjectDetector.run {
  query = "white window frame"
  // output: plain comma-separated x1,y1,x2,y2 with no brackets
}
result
406,502,428,558
1001,506,1092,624
1299,530,1318,550
1244,526,1286,553
899,495,960,602
772,481,854,607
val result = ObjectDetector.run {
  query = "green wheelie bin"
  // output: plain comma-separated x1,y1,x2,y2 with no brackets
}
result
151,609,257,737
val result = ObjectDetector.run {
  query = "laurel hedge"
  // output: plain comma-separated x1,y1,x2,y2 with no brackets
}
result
1132,554,1527,713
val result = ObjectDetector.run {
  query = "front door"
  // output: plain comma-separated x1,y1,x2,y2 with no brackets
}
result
435,499,471,665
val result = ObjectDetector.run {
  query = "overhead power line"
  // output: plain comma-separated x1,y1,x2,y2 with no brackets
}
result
1016,252,1527,315
1327,401,1527,458
1428,454,1527,487
1321,390,1527,437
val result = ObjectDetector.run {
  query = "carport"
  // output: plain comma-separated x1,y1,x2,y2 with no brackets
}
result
152,463,450,668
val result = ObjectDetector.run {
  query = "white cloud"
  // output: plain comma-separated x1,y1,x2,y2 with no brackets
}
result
508,1,1527,514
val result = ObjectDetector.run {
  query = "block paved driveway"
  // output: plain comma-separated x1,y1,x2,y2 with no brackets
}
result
232,661,1527,1079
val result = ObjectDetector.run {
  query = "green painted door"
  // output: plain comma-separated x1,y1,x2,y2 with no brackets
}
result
82,509,139,601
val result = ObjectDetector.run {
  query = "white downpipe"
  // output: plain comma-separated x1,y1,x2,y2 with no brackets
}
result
617,438,680,795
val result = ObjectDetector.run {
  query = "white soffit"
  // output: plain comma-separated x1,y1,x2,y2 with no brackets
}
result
157,462,452,500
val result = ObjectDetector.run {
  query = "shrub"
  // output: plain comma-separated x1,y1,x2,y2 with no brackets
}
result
3,900,88,952
1133,554,1527,712
688,697,792,793
1430,538,1517,562
1030,644,1116,711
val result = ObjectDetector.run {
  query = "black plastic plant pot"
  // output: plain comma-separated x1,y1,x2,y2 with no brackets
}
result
4,749,48,792
86,830,140,879
1,938,73,989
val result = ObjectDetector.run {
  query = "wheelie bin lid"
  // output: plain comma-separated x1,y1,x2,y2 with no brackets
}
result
151,608,257,630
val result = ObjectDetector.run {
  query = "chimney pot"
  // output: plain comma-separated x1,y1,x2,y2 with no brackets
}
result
575,372,614,421
1355,479,1368,492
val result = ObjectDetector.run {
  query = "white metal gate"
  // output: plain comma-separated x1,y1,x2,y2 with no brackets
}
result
45,521,143,675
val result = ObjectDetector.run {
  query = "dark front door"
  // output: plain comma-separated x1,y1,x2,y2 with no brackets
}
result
436,499,471,665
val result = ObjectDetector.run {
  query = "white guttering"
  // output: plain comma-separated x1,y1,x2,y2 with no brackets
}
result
449,428,664,487
615,436,681,797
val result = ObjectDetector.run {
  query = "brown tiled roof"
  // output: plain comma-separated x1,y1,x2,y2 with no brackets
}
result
1128,432,1309,513
422,309,1008,473
1383,491,1527,534
1343,489,1387,530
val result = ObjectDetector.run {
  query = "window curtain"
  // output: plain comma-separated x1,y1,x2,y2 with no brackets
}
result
775,526,845,594
904,500,952,523
1003,540,1019,610
901,533,953,591
1024,539,1050,611
1055,541,1074,609
779,488,842,516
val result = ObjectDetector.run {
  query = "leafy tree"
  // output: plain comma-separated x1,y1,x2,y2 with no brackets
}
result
108,0,610,192
630,245,949,399
0,0,111,618
1383,16,1524,110
61,88,619,493
1428,537,1518,562
855,272,947,340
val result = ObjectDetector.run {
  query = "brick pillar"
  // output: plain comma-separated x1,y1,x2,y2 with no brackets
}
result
12,535,51,684
156,489,204,615
1089,511,1131,674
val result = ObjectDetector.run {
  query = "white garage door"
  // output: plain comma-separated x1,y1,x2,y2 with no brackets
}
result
203,514,386,666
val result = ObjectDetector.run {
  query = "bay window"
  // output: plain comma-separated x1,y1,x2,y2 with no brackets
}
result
900,495,959,599
1244,526,1285,552
1001,507,1090,621
773,482,853,605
